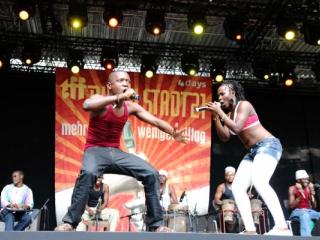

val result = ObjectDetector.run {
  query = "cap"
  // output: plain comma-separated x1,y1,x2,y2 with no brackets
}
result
159,169,168,177
295,170,309,180
225,166,236,174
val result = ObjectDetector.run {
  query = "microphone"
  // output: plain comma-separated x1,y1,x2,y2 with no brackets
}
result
194,106,208,112
130,93,140,101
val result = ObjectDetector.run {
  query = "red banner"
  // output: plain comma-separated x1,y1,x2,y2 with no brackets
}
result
55,68,212,231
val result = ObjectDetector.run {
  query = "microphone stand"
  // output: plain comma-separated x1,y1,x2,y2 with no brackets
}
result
184,193,194,232
193,204,198,232
95,198,102,231
39,198,50,230
120,211,145,232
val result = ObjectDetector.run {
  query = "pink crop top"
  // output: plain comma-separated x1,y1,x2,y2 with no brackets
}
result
230,101,260,135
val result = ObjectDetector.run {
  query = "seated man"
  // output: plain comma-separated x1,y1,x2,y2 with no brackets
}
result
288,169,320,236
159,170,179,212
213,166,238,233
76,175,119,231
0,170,34,231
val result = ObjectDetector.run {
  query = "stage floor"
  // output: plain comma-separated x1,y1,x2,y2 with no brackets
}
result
0,231,312,240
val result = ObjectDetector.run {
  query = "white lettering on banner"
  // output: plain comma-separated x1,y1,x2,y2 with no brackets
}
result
61,121,88,136
137,126,206,144
143,89,207,119
177,79,207,89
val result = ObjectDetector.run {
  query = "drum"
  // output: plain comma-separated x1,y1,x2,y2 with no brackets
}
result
166,203,189,232
84,220,109,232
250,199,262,224
221,199,236,223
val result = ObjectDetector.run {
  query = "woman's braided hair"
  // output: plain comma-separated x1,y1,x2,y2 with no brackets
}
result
221,80,246,101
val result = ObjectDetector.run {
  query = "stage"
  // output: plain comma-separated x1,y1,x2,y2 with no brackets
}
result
0,232,311,240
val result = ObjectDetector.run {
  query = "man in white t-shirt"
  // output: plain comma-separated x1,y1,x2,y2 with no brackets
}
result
159,170,178,212
0,170,34,231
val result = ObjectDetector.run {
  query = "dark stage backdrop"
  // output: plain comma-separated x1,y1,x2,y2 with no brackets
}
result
0,71,56,229
0,71,319,230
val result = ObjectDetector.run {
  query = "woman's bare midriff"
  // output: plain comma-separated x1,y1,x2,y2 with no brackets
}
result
238,124,272,149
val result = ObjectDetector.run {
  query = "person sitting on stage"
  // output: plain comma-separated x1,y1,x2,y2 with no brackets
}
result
288,169,320,236
214,166,236,207
54,71,187,232
213,166,239,233
0,170,34,231
159,169,179,212
76,175,119,232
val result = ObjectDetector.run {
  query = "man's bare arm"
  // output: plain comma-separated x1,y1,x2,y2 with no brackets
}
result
130,102,187,143
214,184,225,206
99,184,110,211
288,186,300,210
168,185,179,204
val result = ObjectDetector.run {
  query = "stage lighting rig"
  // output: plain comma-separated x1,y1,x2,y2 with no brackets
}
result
21,42,41,66
67,49,84,74
103,8,123,28
276,18,298,41
100,47,119,70
223,16,244,44
67,0,88,29
145,10,166,35
181,53,199,76
187,11,207,35
140,55,158,78
15,0,35,21
302,21,320,46
210,61,226,82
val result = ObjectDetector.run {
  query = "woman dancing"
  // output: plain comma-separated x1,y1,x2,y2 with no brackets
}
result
206,80,291,235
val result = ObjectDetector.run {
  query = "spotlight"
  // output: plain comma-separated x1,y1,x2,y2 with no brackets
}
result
187,11,207,35
282,72,296,87
100,47,118,70
279,62,296,87
140,55,158,78
67,49,84,74
21,43,41,65
277,19,298,40
0,51,10,71
15,0,35,21
67,0,88,29
145,10,166,35
223,16,244,43
210,61,225,82
302,21,320,46
181,53,199,76
103,8,123,28
252,59,272,81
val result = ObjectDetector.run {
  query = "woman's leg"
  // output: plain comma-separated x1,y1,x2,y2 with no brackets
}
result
251,153,287,229
232,160,255,232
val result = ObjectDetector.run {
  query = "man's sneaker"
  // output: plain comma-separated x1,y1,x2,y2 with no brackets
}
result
54,223,74,231
264,227,292,236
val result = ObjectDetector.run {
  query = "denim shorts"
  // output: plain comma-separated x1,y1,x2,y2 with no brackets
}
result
242,136,282,162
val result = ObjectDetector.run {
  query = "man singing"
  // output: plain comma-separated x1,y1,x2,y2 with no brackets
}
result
55,71,187,232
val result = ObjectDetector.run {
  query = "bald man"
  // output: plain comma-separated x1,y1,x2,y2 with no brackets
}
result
213,166,238,233
55,71,187,232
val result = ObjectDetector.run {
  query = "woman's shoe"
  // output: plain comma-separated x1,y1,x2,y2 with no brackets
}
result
239,230,257,235
264,227,292,236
